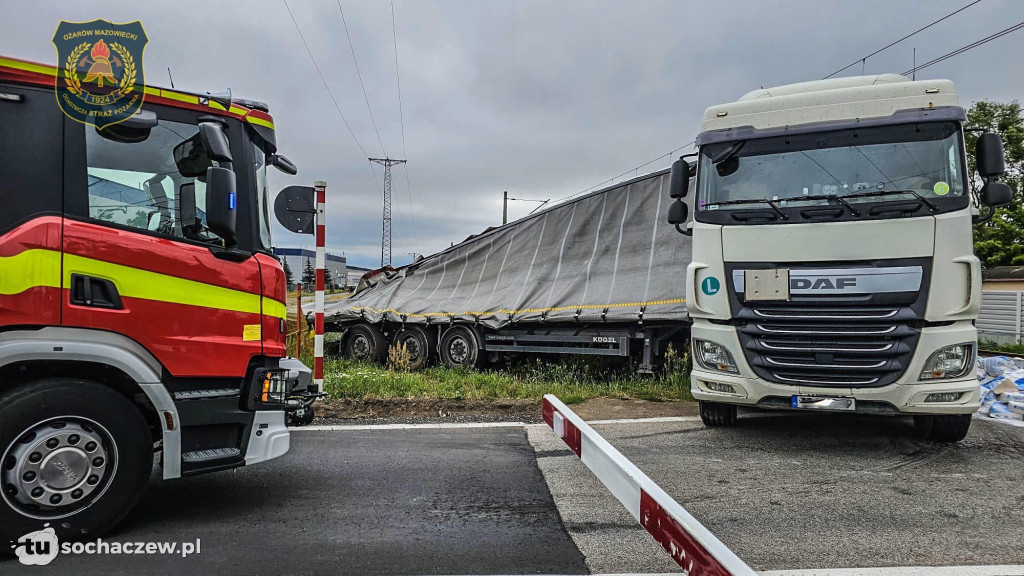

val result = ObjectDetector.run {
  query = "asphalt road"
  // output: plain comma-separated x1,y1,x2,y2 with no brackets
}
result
3,410,1023,575
0,427,586,576
529,410,1024,574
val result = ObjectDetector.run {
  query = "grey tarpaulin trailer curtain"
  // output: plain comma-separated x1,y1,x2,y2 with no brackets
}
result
326,169,693,329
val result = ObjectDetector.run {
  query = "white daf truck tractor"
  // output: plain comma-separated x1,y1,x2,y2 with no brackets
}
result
665,74,1013,442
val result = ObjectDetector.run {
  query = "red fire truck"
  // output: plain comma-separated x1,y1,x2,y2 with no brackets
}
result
0,55,316,544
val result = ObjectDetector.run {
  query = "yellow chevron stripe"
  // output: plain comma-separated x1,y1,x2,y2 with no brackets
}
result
64,253,262,315
0,248,287,319
0,249,62,295
346,298,687,319
262,297,288,320
1,59,277,131
244,115,275,130
0,57,57,77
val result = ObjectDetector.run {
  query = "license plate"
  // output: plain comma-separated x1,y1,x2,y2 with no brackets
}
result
791,395,856,411
744,269,790,301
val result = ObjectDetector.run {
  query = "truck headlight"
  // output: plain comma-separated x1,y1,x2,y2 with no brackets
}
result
919,343,974,380
693,339,739,373
254,368,297,406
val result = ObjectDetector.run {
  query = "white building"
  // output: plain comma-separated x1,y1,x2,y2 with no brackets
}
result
272,248,347,290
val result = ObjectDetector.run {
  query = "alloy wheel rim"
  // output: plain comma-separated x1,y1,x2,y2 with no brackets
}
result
2,416,118,520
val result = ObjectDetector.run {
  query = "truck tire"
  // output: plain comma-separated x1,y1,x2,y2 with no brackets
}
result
343,323,386,363
393,326,434,371
699,400,737,427
440,325,484,369
912,414,971,442
0,378,153,547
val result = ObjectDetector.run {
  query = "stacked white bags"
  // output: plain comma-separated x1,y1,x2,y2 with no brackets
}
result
978,356,1024,426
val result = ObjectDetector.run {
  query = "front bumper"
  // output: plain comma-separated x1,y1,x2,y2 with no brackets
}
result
690,321,979,415
244,411,290,465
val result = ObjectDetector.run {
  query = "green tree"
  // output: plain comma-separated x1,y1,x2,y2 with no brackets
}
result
323,266,334,291
968,100,1024,268
301,257,316,287
283,258,294,289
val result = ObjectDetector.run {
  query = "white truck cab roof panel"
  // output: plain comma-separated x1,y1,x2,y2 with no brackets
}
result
701,75,959,133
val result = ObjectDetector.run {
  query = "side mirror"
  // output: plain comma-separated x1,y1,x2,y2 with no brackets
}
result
269,154,298,175
199,122,233,164
667,199,691,236
976,132,1006,178
120,109,159,130
274,185,316,234
95,110,158,144
669,157,690,198
205,166,237,245
980,181,1013,208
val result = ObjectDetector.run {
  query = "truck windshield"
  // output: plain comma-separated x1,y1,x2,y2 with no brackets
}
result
696,121,966,219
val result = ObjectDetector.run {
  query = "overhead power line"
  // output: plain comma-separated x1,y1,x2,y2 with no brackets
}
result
554,141,696,204
338,1,388,157
391,1,419,251
282,0,371,160
822,0,981,79
902,20,1024,76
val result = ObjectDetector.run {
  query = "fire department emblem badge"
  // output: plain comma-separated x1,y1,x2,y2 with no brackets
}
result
52,20,148,129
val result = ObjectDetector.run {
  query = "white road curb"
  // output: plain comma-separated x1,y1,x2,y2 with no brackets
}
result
758,566,1024,576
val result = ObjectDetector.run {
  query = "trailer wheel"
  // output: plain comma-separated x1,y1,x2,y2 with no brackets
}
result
393,326,434,371
912,414,971,442
343,324,387,363
698,400,737,427
440,325,484,369
0,379,152,547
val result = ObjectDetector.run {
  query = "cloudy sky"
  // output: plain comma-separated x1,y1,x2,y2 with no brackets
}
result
5,0,1024,268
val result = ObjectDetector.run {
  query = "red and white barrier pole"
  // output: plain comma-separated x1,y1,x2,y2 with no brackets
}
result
313,180,326,393
295,282,303,359
542,394,756,576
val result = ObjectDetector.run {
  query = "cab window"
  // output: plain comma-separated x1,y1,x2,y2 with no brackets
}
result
83,117,219,242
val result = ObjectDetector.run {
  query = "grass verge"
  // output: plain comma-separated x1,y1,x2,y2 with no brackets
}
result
979,340,1024,355
311,345,693,404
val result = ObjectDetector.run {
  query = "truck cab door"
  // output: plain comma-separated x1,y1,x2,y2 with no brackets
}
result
61,105,265,378
0,82,63,328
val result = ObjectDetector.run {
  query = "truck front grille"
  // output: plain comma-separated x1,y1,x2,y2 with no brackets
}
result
736,307,920,388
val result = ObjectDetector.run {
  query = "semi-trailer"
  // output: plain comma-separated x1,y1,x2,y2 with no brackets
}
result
325,169,694,372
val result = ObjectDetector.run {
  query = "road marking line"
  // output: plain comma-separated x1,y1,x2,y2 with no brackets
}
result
589,416,701,425
292,416,701,432
759,566,1024,576
437,567,1024,576
292,421,528,431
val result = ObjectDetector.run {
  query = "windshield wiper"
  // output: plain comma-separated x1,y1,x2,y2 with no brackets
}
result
705,197,788,220
773,194,862,216
839,189,939,212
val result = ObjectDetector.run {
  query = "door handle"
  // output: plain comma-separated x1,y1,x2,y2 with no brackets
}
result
70,274,123,309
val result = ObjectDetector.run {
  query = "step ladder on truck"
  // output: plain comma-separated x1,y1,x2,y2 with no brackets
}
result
0,55,321,546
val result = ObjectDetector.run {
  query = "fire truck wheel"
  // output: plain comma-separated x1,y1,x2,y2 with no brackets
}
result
698,400,738,427
439,325,485,369
393,326,434,371
0,378,152,547
913,414,971,443
343,324,386,363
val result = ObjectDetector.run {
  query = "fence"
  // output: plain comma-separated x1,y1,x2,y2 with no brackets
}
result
978,290,1024,345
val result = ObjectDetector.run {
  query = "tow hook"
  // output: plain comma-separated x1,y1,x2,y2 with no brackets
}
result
285,391,326,427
